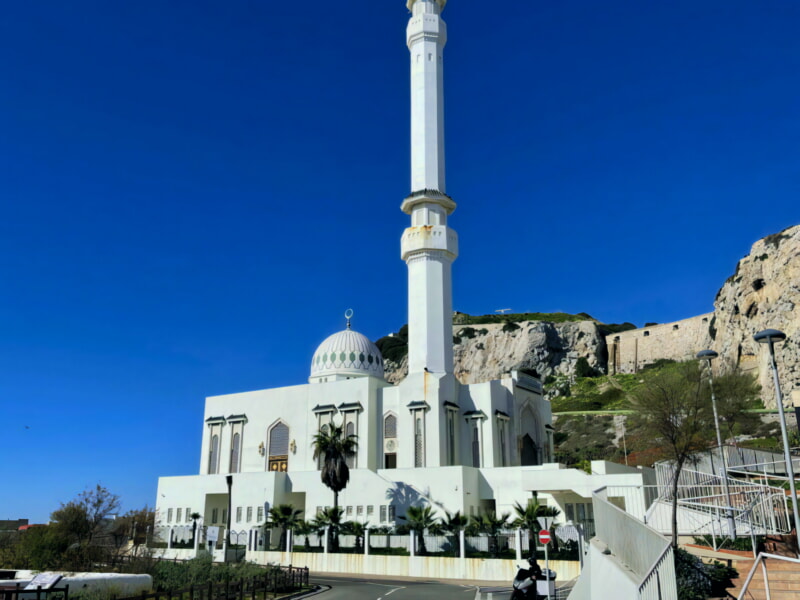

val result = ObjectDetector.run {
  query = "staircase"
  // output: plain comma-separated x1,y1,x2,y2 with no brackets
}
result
729,555,800,600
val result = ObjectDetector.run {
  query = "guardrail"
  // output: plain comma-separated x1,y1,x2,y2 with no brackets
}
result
593,487,677,600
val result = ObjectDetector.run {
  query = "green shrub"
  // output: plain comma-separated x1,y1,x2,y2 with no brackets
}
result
574,357,595,378
502,321,520,333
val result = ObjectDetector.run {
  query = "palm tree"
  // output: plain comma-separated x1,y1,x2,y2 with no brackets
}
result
293,520,317,552
471,510,511,558
512,500,562,556
314,506,344,552
190,512,201,545
512,500,542,558
439,510,468,557
400,505,437,555
311,423,357,551
340,521,367,553
266,504,303,552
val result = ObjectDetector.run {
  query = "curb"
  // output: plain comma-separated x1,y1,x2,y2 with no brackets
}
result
281,584,329,599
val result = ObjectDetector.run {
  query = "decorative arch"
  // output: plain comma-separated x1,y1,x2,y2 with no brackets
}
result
229,432,240,473
267,421,289,472
383,412,398,469
520,406,541,466
209,434,219,474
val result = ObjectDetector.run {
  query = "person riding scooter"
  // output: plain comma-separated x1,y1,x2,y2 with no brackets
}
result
510,556,544,599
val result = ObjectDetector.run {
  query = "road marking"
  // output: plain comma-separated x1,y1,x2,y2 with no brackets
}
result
384,588,403,596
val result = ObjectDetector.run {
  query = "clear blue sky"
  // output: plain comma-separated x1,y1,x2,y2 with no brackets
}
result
1,1,797,523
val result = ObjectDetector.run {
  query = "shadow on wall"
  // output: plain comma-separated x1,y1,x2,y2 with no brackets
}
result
385,482,443,516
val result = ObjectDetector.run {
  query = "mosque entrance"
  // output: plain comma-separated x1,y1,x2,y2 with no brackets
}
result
521,434,540,466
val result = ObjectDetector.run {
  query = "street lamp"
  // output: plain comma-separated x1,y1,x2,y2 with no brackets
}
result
753,329,800,556
697,349,736,539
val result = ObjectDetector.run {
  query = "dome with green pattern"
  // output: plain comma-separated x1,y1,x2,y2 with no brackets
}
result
310,326,384,382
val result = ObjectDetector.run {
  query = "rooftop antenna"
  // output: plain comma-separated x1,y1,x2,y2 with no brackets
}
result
345,308,354,329
495,308,512,314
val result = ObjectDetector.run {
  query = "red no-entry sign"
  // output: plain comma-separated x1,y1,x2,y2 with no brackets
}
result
539,529,551,545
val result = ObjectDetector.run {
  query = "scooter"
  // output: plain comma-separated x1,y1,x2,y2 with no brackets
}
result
510,557,543,600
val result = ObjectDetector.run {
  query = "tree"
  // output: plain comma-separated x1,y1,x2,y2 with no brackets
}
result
292,520,317,552
439,510,468,557
710,369,761,443
399,505,437,555
311,423,357,551
313,507,344,551
628,361,716,548
51,485,121,547
470,510,510,558
190,512,202,545
266,504,303,552
339,521,367,553
512,500,543,558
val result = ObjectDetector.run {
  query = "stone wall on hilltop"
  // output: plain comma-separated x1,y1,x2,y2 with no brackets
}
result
383,320,606,385
711,225,800,408
606,313,714,374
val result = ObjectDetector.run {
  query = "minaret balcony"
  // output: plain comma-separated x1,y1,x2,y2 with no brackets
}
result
401,189,456,215
407,13,447,48
401,225,458,262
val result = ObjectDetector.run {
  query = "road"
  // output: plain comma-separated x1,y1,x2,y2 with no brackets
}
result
309,575,511,600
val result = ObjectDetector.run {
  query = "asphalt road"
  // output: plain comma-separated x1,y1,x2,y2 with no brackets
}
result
309,575,506,600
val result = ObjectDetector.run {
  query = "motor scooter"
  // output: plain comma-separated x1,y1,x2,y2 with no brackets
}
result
509,557,542,600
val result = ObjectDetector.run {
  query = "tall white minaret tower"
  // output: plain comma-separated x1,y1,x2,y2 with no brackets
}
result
401,0,458,376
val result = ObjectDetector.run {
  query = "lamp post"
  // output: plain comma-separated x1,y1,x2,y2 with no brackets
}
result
697,350,736,539
753,329,800,556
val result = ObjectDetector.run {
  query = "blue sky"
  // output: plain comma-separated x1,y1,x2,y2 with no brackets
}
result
1,0,797,523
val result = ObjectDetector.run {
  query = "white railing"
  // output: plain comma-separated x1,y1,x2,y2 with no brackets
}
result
593,487,677,600
737,552,800,600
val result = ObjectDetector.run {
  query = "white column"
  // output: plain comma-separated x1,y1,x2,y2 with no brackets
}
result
365,526,370,556
168,527,173,550
459,529,465,559
410,530,416,557
515,528,523,562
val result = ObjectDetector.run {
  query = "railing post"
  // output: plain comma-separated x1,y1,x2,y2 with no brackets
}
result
515,528,522,562
410,530,416,557
459,529,465,559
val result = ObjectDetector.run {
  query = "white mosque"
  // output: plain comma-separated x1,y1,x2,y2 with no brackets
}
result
154,0,652,542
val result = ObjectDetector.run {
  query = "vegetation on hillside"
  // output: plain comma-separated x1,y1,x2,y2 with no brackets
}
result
550,360,765,472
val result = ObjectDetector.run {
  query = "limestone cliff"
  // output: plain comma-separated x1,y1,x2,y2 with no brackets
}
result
383,320,606,385
711,225,800,408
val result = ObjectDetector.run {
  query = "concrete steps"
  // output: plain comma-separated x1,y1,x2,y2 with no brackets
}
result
729,558,800,600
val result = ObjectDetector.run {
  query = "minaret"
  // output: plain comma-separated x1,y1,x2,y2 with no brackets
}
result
401,0,458,376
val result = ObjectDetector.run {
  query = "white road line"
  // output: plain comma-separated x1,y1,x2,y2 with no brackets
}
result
384,588,404,596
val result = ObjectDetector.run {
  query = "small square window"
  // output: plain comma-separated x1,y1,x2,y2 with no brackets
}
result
367,505,374,516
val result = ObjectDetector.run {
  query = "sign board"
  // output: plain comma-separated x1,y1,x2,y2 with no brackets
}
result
538,529,551,545
24,573,63,590
206,526,220,543
537,516,554,531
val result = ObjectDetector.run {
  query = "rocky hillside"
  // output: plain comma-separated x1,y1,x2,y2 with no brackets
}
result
711,224,800,407
382,319,609,385
381,224,800,408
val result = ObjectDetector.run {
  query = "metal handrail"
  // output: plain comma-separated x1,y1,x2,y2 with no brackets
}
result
737,552,800,600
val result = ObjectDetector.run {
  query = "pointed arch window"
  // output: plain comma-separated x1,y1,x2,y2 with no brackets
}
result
345,421,356,468
209,435,219,474
229,433,241,473
383,414,397,469
206,418,224,475
268,422,289,472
